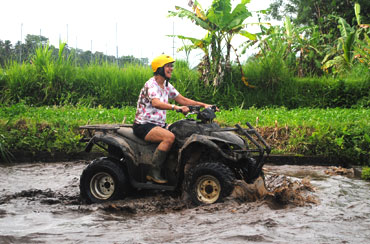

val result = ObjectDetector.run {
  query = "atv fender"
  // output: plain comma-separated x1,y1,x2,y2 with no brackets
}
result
85,132,136,164
177,134,240,169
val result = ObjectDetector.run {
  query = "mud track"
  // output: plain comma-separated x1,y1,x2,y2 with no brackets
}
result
0,161,369,244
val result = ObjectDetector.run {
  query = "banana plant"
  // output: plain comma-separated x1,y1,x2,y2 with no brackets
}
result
353,3,370,68
171,34,212,85
283,16,322,76
169,0,257,87
354,33,370,67
322,3,369,74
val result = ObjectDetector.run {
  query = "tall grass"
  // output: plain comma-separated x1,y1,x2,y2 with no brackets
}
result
0,43,369,109
78,63,152,107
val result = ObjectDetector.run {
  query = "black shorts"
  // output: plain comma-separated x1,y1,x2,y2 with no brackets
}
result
133,123,166,140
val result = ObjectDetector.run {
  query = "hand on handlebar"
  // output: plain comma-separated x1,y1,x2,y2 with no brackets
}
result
176,106,190,115
205,104,219,112
175,104,219,115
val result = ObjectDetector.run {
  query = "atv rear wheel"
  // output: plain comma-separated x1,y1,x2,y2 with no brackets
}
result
185,162,235,205
80,157,129,204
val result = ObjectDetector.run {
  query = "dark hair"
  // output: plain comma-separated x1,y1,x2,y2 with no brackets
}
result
154,67,165,77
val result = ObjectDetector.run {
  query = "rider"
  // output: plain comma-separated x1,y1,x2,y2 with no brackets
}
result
133,54,212,184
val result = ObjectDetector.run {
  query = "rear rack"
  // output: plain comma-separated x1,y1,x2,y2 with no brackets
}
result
79,124,132,131
79,124,132,142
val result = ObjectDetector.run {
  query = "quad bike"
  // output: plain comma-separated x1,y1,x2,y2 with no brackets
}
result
79,106,271,205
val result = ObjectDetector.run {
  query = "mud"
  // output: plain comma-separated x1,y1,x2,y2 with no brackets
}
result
1,161,370,243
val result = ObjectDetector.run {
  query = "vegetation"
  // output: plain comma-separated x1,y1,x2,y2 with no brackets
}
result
0,0,369,171
0,34,148,67
322,3,370,74
269,0,370,35
169,0,257,87
0,41,369,109
0,104,369,166
362,167,370,180
0,43,152,107
0,1,368,109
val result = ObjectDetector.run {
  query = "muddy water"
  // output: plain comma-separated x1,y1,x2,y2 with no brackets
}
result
0,161,369,244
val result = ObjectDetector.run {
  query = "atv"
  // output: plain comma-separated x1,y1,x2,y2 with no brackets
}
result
79,105,271,205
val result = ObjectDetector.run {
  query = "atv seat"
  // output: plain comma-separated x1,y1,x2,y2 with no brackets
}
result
117,127,156,146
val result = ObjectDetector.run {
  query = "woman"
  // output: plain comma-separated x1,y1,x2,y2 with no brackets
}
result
133,54,212,184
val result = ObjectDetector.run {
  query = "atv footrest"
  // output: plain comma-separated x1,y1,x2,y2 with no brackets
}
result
131,181,176,191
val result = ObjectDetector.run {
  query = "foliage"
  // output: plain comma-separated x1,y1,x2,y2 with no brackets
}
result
268,0,370,39
362,167,370,180
0,103,137,160
282,17,324,76
322,3,370,74
243,16,325,78
267,1,370,77
243,25,294,90
0,44,153,107
215,107,370,165
0,34,148,68
0,134,13,163
0,104,369,165
169,0,257,87
1,49,369,109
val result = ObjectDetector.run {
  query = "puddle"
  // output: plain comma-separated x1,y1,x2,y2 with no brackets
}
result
0,161,369,243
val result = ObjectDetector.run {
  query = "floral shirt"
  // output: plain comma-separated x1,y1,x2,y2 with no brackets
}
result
134,77,179,127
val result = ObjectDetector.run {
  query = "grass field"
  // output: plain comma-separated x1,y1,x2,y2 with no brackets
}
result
1,104,369,165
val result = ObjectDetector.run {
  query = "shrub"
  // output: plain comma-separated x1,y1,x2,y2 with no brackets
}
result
362,167,370,180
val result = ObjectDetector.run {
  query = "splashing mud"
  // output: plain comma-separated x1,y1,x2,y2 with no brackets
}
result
0,161,369,243
324,166,355,177
231,174,318,208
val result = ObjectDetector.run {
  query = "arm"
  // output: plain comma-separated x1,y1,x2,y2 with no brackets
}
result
151,98,178,111
174,94,211,108
151,95,212,114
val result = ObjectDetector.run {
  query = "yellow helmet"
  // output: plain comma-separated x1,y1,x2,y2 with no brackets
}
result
151,54,175,73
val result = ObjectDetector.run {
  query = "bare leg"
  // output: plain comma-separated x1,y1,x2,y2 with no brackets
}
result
144,126,175,152
144,127,175,184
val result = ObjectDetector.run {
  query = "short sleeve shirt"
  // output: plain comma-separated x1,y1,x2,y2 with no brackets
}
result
134,77,179,127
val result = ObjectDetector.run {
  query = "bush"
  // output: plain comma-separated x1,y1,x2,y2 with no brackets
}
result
0,48,369,109
1,105,369,165
362,167,370,180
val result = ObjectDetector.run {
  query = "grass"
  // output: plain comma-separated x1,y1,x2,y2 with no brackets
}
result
0,44,369,164
1,44,369,109
362,167,370,180
0,104,369,165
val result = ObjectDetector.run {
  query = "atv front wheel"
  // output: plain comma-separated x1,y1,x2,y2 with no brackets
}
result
80,157,129,204
185,162,235,205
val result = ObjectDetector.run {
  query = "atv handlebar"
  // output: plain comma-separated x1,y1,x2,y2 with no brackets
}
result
175,105,200,114
176,105,217,115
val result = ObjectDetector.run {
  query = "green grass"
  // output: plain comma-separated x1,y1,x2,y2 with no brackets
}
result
1,43,369,109
362,167,370,180
0,104,369,165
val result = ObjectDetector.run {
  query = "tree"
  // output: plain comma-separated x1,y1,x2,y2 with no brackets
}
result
322,3,370,74
23,34,50,62
0,35,149,68
169,0,257,87
0,40,12,66
3,40,12,59
269,0,370,38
